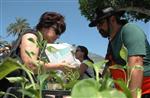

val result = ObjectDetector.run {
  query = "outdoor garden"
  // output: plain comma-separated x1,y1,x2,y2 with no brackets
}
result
0,0,150,98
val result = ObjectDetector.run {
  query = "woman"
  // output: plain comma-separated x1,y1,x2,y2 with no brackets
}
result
75,45,95,79
20,12,74,72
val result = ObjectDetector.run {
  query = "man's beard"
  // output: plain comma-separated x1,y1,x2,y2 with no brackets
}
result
98,29,109,38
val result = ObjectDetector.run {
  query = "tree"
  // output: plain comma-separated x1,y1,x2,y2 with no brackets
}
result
79,0,150,22
7,17,30,36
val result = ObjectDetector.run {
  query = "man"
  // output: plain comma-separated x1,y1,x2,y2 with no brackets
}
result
89,7,150,98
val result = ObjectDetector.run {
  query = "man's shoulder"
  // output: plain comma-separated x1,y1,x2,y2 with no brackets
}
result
122,23,137,29
121,22,144,36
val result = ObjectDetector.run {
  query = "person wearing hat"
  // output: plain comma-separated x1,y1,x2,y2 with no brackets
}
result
89,7,150,98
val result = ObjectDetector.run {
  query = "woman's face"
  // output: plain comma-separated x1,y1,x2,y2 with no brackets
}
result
75,47,84,61
42,27,60,43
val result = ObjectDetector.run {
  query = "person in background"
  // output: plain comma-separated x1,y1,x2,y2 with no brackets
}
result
89,7,150,98
75,45,95,79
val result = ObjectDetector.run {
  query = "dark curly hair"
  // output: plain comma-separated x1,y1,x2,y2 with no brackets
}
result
36,12,66,35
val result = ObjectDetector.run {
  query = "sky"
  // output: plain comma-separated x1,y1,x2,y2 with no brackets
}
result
1,0,150,57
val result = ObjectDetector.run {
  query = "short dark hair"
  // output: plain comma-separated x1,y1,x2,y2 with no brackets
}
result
36,12,66,35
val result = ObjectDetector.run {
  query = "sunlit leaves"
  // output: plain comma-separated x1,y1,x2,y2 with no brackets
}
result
71,78,100,98
25,50,35,58
120,45,128,62
0,58,21,79
72,78,127,98
115,79,132,98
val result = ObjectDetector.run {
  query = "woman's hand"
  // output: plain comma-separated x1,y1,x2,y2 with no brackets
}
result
58,61,77,71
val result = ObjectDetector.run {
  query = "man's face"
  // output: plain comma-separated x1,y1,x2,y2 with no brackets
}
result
96,19,110,38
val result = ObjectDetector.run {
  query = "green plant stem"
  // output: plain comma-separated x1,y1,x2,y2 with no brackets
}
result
96,71,99,82
21,63,36,90
39,82,42,98
127,66,135,88
21,83,25,98
4,93,18,98
23,68,36,90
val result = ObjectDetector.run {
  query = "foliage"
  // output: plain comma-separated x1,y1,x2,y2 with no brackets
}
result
71,44,143,98
0,58,38,98
79,0,150,22
0,31,79,98
71,60,127,98
7,17,31,36
0,32,144,98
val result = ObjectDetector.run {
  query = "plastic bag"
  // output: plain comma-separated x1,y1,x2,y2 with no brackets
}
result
45,43,80,68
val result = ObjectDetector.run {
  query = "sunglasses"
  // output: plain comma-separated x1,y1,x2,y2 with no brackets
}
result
51,27,61,35
55,30,61,35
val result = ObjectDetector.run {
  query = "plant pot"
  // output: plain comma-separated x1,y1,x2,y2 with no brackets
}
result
42,89,71,98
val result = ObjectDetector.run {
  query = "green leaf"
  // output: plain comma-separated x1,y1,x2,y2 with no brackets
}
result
37,31,43,42
120,45,128,62
93,60,108,81
37,73,50,88
63,80,79,90
137,88,142,98
28,38,35,43
6,76,28,83
46,46,57,52
99,73,114,91
0,58,22,79
46,46,53,52
36,40,42,48
71,78,100,98
109,64,125,70
83,60,94,68
115,79,132,98
25,50,35,58
0,91,5,97
18,88,40,98
128,65,144,70
25,83,39,90
39,40,47,55
25,50,32,58
0,91,18,98
99,89,127,98
93,60,108,72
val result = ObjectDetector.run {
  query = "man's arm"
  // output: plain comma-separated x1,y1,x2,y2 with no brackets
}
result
128,55,144,98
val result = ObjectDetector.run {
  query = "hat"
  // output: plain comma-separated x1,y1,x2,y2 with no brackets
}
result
89,7,124,27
